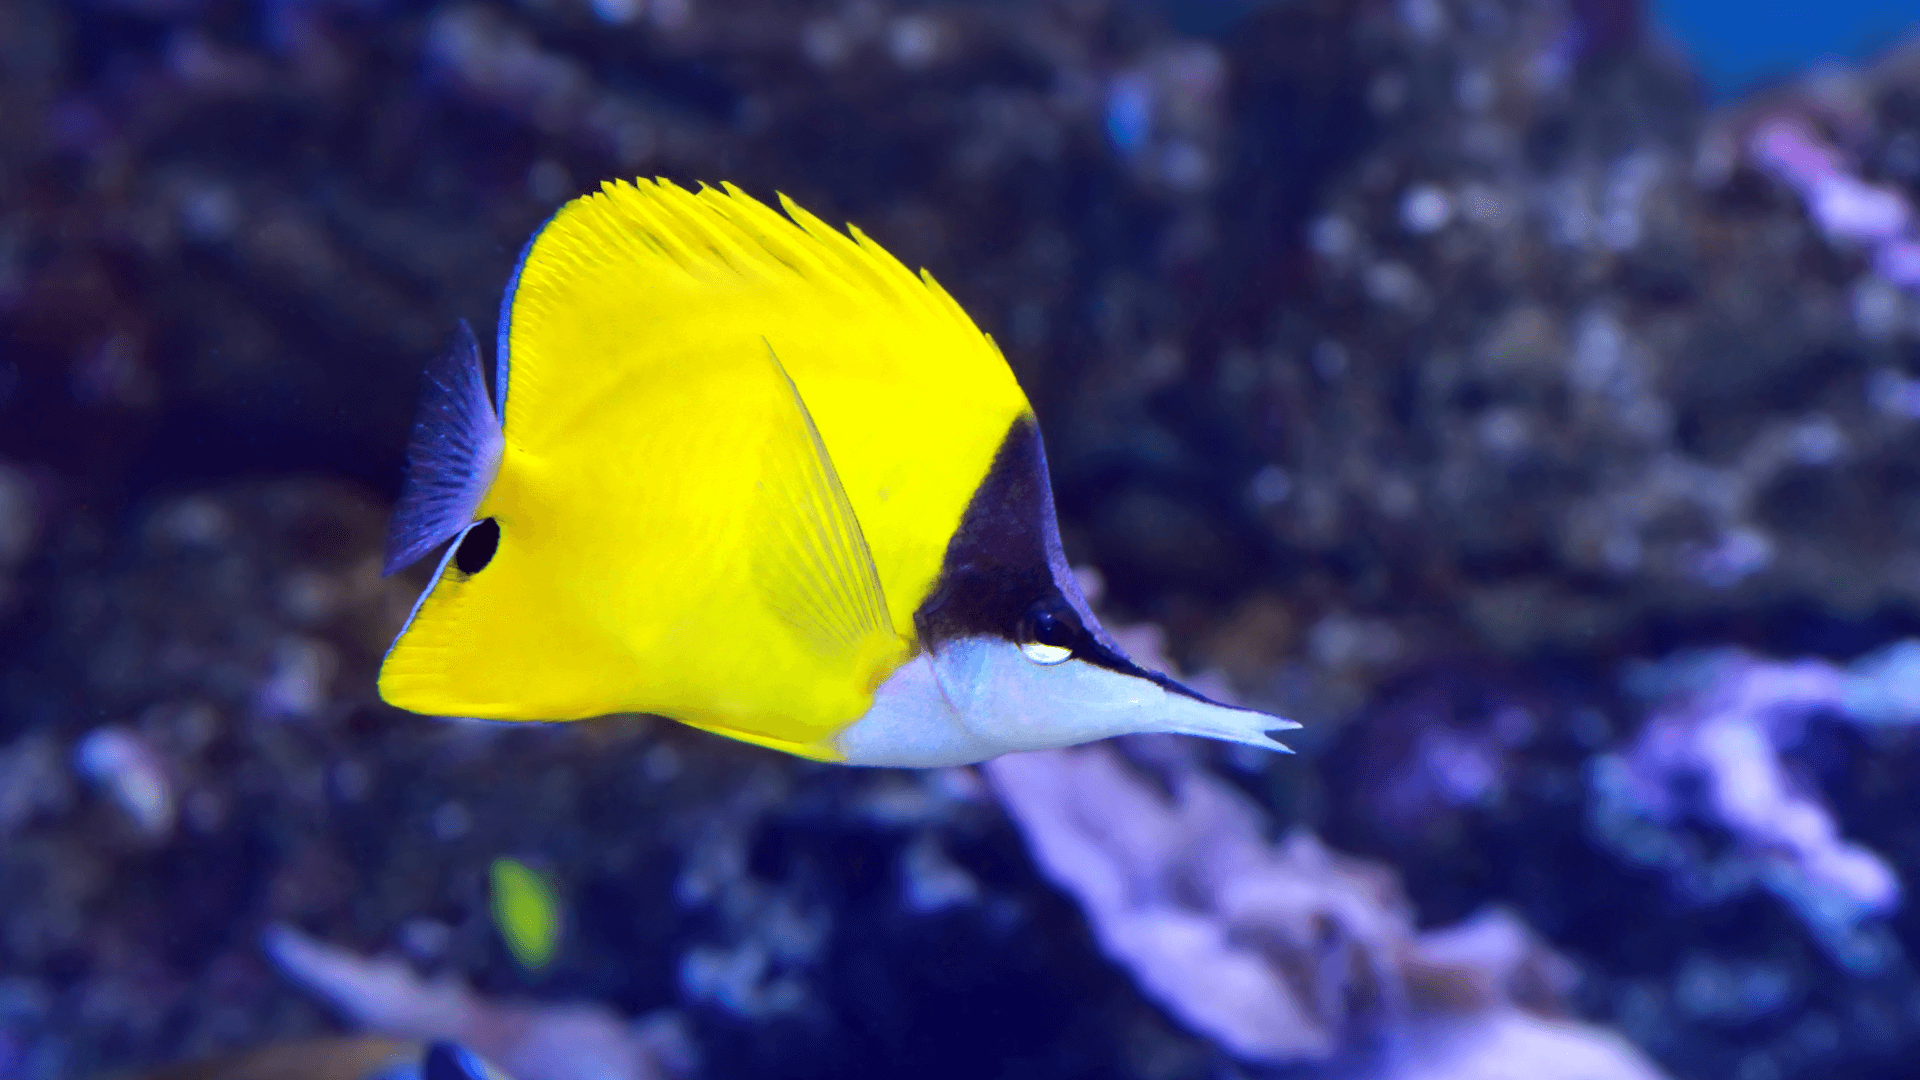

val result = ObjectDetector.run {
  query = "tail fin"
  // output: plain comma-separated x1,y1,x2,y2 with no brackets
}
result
383,321,505,576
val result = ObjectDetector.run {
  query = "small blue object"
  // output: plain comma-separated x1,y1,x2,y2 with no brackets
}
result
1653,0,1920,97
1105,75,1153,157
423,1041,491,1080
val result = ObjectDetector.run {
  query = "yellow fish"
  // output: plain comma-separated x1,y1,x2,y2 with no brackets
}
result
378,178,1296,766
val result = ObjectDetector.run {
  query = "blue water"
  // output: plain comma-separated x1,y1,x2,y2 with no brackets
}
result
1656,0,1920,96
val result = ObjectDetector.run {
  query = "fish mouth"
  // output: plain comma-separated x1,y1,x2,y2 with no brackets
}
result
1067,634,1300,728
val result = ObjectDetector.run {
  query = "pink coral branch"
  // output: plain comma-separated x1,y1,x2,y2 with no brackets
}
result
264,924,677,1080
1750,116,1920,286
985,744,1669,1079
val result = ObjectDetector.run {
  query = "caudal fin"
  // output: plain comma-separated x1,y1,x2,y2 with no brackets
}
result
383,321,506,576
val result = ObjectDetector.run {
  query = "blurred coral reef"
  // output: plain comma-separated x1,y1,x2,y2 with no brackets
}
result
1591,644,1917,972
261,923,690,1080
988,739,1668,1080
7,0,1920,1078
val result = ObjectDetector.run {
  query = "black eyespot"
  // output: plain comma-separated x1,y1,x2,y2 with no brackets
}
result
455,518,499,574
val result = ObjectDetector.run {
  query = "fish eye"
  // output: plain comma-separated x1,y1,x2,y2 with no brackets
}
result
455,518,499,574
1017,605,1077,666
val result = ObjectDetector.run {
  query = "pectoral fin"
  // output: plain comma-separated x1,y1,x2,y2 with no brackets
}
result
752,343,900,674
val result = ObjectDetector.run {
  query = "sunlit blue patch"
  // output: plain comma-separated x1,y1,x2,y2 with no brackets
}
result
1654,0,1919,97
1105,75,1153,156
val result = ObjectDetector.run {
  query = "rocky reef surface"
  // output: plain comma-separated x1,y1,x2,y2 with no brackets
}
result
6,0,1920,1078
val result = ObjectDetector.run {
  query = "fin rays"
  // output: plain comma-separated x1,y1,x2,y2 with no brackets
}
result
383,322,505,576
753,343,895,660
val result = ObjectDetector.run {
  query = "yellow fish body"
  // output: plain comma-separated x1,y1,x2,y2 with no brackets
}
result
379,179,1295,765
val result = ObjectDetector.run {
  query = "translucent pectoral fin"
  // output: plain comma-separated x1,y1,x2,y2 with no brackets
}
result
752,343,902,678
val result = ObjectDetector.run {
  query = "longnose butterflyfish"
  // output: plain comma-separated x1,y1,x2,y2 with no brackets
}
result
377,178,1298,766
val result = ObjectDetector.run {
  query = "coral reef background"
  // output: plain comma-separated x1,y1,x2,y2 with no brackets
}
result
6,0,1920,1077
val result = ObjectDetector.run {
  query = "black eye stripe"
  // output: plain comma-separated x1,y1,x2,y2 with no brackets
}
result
455,518,499,574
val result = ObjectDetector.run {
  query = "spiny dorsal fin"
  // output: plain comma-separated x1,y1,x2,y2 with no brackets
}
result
383,320,505,576
498,179,1007,457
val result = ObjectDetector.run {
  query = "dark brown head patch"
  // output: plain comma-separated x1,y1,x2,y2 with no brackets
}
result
909,414,1241,708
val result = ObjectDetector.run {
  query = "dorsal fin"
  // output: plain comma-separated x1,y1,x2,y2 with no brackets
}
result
383,321,506,576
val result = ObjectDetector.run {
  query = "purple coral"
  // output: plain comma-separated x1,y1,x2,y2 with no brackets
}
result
265,923,691,1080
1588,645,1913,972
1750,116,1920,288
986,742,1669,1078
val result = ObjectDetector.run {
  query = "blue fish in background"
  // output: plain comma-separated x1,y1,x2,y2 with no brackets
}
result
422,1042,502,1080
1653,0,1920,95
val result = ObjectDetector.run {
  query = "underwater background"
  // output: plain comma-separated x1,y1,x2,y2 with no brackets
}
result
7,0,1920,1076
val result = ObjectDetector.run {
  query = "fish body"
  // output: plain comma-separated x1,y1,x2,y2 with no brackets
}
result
379,179,1295,765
